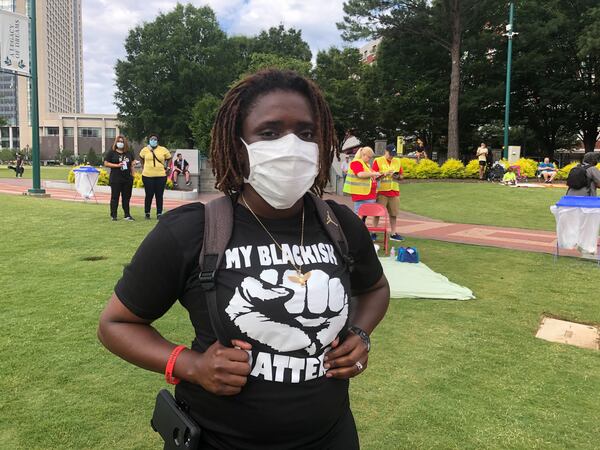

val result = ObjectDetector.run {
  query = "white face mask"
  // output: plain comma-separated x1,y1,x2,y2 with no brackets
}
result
116,142,125,150
242,133,319,209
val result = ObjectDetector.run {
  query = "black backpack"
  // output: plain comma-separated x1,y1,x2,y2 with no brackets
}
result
197,194,353,346
566,163,590,190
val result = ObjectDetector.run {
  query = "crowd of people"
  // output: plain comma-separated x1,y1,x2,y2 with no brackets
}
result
342,145,405,242
102,136,194,221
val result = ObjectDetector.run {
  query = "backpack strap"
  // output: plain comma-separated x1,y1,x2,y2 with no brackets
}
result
308,194,354,273
198,195,235,346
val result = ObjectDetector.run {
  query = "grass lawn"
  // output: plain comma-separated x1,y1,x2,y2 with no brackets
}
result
1,194,599,449
0,165,74,181
399,182,565,231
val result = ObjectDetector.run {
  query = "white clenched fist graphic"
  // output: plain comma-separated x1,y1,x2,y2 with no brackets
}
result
225,269,348,356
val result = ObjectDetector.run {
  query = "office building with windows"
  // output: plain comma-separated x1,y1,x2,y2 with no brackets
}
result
1,0,120,159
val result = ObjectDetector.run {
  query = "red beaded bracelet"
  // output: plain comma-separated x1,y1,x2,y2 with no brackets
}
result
165,345,187,385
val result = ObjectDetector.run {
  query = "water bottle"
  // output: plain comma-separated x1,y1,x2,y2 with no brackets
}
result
390,246,395,259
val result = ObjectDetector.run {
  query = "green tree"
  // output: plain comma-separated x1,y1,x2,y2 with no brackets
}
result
509,0,596,156
252,25,312,61
313,47,365,144
571,1,600,152
245,53,312,78
338,0,504,158
189,94,221,156
85,148,100,166
114,4,231,146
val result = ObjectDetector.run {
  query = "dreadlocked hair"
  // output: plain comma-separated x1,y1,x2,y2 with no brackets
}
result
210,69,339,197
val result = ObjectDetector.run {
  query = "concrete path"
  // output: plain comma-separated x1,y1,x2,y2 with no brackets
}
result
0,178,584,258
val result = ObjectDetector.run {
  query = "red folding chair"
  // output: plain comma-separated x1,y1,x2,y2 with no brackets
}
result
358,203,390,255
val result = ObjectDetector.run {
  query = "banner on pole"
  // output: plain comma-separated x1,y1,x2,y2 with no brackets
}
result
0,10,30,76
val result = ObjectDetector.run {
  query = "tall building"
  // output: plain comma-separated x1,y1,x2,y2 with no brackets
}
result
42,0,84,114
1,0,118,158
0,0,20,149
360,38,382,65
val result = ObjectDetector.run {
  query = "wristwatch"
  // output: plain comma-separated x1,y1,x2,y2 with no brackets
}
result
349,326,371,352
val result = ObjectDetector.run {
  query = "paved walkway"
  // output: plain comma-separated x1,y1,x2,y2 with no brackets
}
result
0,178,582,257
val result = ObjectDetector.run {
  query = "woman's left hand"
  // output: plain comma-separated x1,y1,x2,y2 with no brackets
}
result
323,334,368,379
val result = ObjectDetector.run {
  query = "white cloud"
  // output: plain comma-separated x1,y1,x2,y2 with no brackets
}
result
82,1,361,114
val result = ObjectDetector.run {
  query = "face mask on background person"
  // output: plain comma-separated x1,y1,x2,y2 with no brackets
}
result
116,142,125,150
242,133,319,210
149,139,158,148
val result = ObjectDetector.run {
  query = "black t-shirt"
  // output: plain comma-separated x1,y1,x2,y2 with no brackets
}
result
174,159,189,171
115,196,382,449
104,150,134,183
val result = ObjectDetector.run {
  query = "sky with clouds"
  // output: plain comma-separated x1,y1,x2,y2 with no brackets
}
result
82,0,363,114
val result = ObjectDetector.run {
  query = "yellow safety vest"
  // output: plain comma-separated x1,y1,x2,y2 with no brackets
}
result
343,159,372,195
374,156,401,192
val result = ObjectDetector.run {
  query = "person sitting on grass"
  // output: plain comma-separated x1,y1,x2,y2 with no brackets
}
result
537,158,557,184
502,166,517,185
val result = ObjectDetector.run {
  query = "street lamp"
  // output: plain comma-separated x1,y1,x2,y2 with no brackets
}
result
27,0,45,195
503,2,517,160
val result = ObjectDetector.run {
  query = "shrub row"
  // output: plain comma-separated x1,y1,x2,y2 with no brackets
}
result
397,158,587,180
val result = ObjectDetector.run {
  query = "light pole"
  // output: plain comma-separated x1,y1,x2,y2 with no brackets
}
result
27,0,45,195
503,2,517,160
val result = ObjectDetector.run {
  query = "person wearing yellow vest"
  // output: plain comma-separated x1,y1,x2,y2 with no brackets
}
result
343,146,381,214
372,145,404,241
139,133,172,219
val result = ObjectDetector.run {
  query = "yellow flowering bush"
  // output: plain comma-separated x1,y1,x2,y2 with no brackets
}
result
398,157,417,179
440,159,466,178
133,173,144,188
555,161,600,180
465,160,480,178
413,159,441,179
511,158,538,178
67,165,109,186
132,173,174,190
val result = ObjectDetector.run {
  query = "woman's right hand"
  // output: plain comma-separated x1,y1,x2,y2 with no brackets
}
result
371,171,381,178
182,339,252,396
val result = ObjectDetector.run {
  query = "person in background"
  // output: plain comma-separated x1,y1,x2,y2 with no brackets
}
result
343,146,381,214
173,153,191,186
104,136,136,221
372,144,404,241
97,69,390,449
476,143,488,180
415,138,428,162
566,152,600,196
340,153,350,181
139,134,172,219
537,157,557,184
15,153,24,177
8,153,25,177
501,166,517,185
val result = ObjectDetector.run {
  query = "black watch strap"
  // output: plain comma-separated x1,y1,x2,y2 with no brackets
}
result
349,326,371,352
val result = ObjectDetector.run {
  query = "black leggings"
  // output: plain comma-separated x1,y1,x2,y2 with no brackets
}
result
109,180,133,218
143,176,167,215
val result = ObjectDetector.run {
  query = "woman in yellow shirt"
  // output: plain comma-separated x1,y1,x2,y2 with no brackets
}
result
139,133,172,219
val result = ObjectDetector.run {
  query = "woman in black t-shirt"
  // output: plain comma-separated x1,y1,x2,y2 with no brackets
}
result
103,135,135,221
98,70,390,449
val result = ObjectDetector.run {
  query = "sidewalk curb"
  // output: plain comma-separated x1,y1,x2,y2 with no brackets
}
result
44,180,200,201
